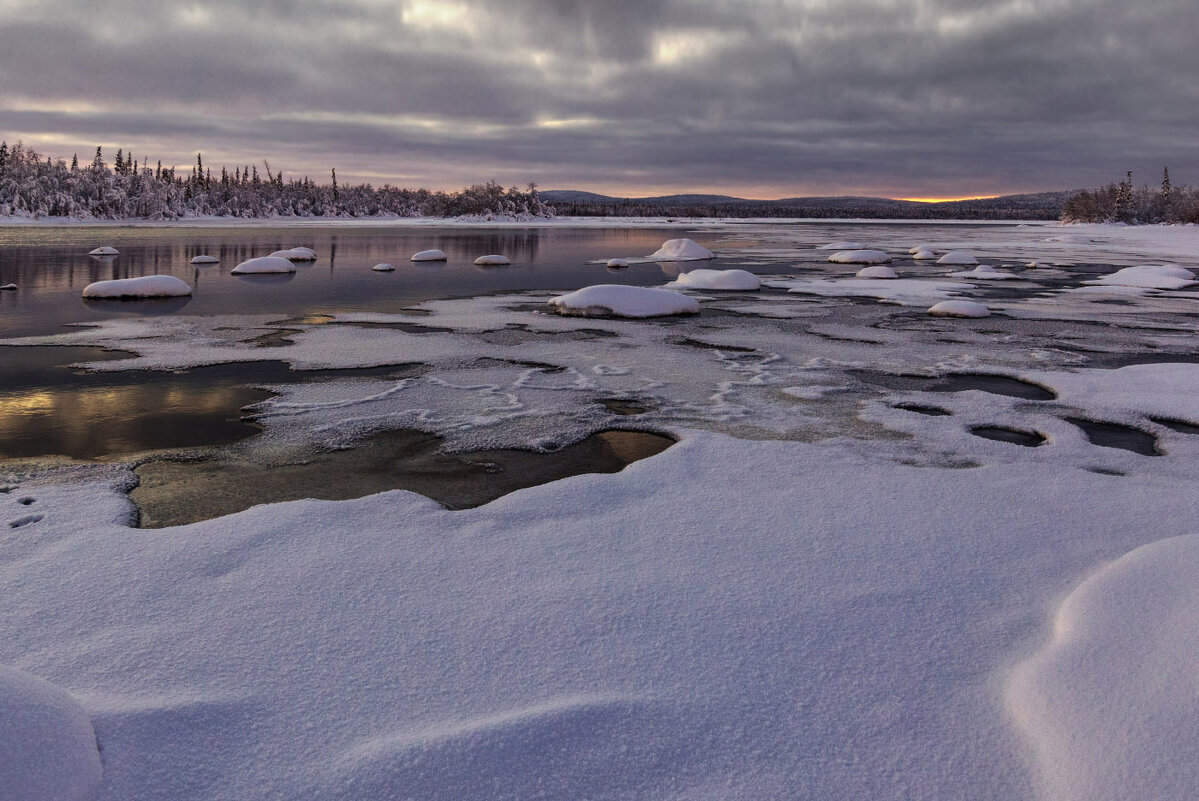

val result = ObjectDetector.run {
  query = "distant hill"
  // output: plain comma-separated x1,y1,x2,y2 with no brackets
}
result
539,190,1074,220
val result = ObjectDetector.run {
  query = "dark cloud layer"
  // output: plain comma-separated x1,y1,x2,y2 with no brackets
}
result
0,0,1194,196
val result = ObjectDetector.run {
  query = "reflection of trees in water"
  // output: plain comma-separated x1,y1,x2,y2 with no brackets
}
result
442,231,543,263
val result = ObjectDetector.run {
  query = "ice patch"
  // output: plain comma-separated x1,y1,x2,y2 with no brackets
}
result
1085,264,1196,290
82,275,192,299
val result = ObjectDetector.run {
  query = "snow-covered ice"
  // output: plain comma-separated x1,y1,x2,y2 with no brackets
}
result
0,665,102,801
928,299,991,317
937,250,979,265
190,255,221,264
411,249,447,262
231,256,298,275
474,254,511,266
548,284,700,317
855,265,898,279
827,249,891,264
81,275,192,299
371,263,396,272
647,238,715,261
1085,264,1196,290
88,246,119,256
666,268,760,290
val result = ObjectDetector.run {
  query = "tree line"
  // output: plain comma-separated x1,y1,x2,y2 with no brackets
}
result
1060,168,1199,224
0,142,554,220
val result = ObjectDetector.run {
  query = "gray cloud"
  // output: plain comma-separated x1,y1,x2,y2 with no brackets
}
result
0,0,1195,196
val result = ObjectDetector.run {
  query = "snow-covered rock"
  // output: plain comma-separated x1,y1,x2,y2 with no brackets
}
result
667,268,760,290
647,238,715,261
908,244,938,254
819,241,866,251
81,275,192,299
1025,261,1040,269
936,250,979,266
0,283,15,291
855,265,898,279
927,300,991,318
410,249,447,262
88,246,119,256
911,249,938,260
371,263,396,272
948,265,1017,280
190,255,221,264
474,255,511,266
0,665,103,801
607,258,631,268
1086,264,1197,290
548,284,700,318
270,248,317,261
828,249,891,265
231,256,298,275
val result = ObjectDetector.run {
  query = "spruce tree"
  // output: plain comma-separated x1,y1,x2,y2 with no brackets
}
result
0,141,7,169
115,148,125,175
70,153,78,171
92,146,104,171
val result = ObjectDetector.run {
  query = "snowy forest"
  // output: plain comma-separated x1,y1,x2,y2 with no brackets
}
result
0,142,554,220
1060,168,1199,223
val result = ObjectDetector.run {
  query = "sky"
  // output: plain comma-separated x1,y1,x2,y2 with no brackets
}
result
0,0,1195,199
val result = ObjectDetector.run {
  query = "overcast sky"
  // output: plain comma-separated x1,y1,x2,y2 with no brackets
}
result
0,0,1194,198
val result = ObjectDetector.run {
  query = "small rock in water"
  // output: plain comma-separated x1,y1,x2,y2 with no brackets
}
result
0,283,16,291
607,258,631,268
928,300,991,318
190,255,221,264
410,249,447,262
474,254,511,266
88,246,119,256
371,263,396,272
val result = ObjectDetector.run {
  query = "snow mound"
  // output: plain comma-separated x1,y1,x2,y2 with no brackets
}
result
0,283,15,291
908,244,938,254
855,265,898,279
911,249,938,260
647,238,715,261
88,246,119,256
819,241,866,251
1008,534,1199,801
1025,261,1040,269
927,300,990,318
474,255,511,266
1086,264,1196,290
936,250,978,265
190,255,221,264
548,284,700,318
606,258,631,268
269,248,317,261
410,249,447,262
0,665,102,801
82,275,192,299
828,249,891,265
232,256,298,275
371,263,396,272
667,268,760,290
948,265,1017,280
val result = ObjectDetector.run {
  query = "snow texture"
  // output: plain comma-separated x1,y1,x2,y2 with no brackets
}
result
82,275,192,299
231,256,298,275
855,265,898,279
666,268,760,290
371,263,396,272
0,665,103,801
928,300,991,317
474,255,511,266
548,284,700,317
88,246,119,256
827,249,891,264
646,238,715,261
189,255,221,264
410,249,447,262
937,250,979,265
1085,264,1196,290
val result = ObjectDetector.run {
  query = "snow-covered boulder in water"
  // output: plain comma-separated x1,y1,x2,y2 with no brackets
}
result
410,249,447,262
909,244,938,255
667,269,760,290
232,256,297,275
270,248,317,261
474,255,511,266
948,265,1017,280
937,250,979,266
911,249,937,260
88,246,119,256
855,265,898,279
190,255,220,264
927,300,991,318
1088,264,1196,290
0,665,103,801
819,241,866,251
647,238,715,261
0,283,15,291
828,249,891,265
371,263,396,272
607,258,631,268
548,285,700,318
82,275,192,299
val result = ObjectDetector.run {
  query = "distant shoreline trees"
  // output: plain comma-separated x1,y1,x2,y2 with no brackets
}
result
0,142,554,221
1061,168,1198,224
